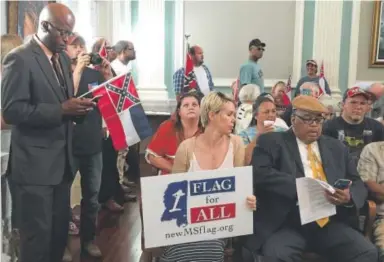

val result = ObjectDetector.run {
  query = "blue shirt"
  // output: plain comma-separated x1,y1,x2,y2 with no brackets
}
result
294,75,331,97
239,126,287,145
239,60,264,93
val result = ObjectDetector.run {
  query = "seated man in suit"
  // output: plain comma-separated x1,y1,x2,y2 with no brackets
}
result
249,95,377,262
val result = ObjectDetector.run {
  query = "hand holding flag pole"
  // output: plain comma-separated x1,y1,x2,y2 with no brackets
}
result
78,72,130,99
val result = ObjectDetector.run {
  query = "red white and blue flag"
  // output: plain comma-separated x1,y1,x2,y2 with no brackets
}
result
318,61,326,95
183,43,197,94
91,73,152,150
282,75,292,106
99,40,108,59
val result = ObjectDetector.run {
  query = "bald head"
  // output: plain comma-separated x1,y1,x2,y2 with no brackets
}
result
189,45,204,66
39,3,75,29
37,3,75,53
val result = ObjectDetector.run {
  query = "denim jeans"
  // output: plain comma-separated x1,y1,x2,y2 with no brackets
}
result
72,152,102,243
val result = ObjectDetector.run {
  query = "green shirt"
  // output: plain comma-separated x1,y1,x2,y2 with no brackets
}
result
239,60,265,93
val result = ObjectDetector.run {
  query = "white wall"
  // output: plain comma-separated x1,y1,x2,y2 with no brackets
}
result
184,0,296,80
356,1,384,81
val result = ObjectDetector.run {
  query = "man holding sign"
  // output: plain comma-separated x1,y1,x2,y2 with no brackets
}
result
249,95,377,262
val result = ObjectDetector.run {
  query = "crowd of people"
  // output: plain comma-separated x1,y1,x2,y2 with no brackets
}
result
1,2,384,262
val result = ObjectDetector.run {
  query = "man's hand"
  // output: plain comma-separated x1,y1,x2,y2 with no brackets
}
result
74,52,90,73
325,188,351,206
61,97,96,116
98,58,113,80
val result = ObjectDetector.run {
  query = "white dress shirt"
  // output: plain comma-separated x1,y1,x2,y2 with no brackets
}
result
296,138,322,178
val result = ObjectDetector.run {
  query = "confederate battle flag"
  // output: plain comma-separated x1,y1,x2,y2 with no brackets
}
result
92,73,152,150
183,43,197,94
282,75,292,106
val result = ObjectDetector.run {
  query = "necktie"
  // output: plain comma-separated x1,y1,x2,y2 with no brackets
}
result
307,144,330,228
51,54,65,87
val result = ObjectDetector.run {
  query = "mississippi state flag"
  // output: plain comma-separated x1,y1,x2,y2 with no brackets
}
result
183,44,197,94
282,75,292,106
318,61,326,95
92,73,152,150
99,40,108,59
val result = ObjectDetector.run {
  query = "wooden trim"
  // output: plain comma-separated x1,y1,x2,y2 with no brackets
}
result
7,1,18,34
370,0,384,67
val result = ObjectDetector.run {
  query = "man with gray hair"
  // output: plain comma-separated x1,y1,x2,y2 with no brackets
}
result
110,40,136,75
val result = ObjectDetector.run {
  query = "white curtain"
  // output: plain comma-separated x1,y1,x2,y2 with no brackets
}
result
112,0,132,45
58,0,97,51
135,0,165,88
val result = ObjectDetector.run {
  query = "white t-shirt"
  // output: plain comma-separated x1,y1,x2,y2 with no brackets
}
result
193,66,210,95
111,59,131,76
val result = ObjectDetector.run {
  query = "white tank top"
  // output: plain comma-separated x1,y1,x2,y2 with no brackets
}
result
188,140,234,172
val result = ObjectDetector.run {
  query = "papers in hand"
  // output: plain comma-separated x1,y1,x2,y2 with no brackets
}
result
296,177,336,225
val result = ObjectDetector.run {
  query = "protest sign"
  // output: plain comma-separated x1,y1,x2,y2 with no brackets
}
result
141,166,254,248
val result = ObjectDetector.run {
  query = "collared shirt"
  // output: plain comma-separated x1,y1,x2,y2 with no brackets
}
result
34,35,53,61
296,138,322,179
110,58,131,76
358,142,384,215
173,64,214,96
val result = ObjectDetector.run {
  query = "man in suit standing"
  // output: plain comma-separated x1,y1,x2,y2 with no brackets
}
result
1,3,95,262
247,96,377,261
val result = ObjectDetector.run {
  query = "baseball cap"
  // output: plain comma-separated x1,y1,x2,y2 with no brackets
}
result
306,59,318,67
249,39,266,49
342,86,374,102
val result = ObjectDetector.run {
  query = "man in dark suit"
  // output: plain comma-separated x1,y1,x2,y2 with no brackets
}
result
1,3,95,262
247,96,377,261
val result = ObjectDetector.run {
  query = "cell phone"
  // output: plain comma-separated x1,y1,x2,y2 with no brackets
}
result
333,179,352,190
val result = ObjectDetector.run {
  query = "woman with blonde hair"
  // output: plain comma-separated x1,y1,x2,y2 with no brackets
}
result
159,92,256,262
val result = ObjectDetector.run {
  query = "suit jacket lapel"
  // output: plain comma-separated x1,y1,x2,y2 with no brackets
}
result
318,136,337,185
58,54,73,98
283,129,305,177
30,38,65,102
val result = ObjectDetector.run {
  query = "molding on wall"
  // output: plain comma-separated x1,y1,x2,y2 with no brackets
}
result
213,78,296,88
348,1,362,88
292,0,305,84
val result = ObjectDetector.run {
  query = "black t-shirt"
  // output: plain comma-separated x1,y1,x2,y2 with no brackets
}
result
72,67,104,156
322,116,384,160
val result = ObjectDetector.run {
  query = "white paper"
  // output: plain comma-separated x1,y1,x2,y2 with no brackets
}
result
296,177,336,225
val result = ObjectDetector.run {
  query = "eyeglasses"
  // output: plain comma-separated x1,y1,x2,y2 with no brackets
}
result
295,114,325,125
47,22,73,37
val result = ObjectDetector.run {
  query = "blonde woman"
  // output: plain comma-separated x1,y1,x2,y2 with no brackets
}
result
160,92,256,262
